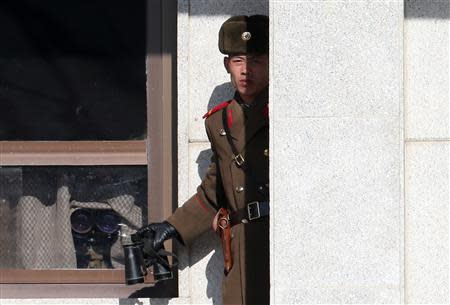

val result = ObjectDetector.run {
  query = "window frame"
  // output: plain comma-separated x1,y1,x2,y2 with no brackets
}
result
0,141,147,165
0,0,177,298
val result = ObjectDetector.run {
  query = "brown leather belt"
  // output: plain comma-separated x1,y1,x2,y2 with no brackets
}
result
229,201,269,227
212,201,270,274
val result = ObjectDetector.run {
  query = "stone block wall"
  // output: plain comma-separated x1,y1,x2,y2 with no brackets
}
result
405,1,449,303
270,1,405,303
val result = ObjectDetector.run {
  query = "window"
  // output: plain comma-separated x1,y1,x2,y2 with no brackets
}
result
0,0,177,298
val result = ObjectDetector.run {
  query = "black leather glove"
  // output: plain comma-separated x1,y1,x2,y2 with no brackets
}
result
135,221,181,251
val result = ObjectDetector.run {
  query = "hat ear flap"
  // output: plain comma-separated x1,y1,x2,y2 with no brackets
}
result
223,57,230,73
218,26,225,54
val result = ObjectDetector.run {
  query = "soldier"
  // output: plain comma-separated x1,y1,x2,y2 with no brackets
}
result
136,15,270,305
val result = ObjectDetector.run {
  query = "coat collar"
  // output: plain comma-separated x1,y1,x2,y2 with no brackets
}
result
226,87,269,153
233,86,269,111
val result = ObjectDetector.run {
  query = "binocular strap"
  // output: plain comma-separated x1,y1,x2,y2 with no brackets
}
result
142,239,178,269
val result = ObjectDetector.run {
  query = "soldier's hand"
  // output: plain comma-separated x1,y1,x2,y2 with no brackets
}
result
135,221,180,251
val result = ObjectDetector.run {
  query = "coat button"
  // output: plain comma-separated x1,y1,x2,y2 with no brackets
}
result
219,129,226,136
235,186,244,193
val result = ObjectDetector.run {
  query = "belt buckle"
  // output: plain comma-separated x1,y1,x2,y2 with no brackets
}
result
233,154,245,167
247,201,260,221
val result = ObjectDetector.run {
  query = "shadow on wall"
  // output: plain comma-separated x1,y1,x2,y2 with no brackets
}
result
178,0,450,19
164,83,236,304
119,299,145,305
121,278,175,304
195,150,225,304
208,82,235,111
405,0,450,19
119,298,175,305
196,149,214,178
178,0,268,16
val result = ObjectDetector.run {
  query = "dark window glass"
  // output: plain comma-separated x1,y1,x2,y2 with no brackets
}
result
0,0,146,140
0,166,147,269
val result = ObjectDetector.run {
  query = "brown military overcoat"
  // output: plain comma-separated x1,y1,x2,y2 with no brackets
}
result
167,88,269,305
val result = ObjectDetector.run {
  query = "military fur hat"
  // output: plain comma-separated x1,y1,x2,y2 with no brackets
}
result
218,15,269,55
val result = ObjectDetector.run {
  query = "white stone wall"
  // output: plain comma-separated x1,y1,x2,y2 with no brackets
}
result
405,1,450,303
270,1,405,304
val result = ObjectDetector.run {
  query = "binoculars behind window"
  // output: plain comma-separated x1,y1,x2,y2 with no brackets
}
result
70,208,121,269
71,208,120,236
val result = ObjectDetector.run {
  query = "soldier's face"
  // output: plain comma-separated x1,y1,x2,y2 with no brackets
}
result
224,54,269,103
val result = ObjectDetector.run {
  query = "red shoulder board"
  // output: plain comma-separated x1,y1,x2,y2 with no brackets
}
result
202,100,232,119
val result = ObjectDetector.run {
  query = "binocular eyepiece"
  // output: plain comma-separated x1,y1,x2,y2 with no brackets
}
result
71,208,120,235
122,227,176,285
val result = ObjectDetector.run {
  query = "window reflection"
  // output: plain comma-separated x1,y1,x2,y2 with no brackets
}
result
0,0,146,140
0,166,147,269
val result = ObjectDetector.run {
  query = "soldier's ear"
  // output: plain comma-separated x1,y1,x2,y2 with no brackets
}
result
224,57,230,73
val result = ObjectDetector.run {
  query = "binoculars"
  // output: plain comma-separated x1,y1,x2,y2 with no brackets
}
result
70,208,121,269
71,208,120,235
122,227,177,285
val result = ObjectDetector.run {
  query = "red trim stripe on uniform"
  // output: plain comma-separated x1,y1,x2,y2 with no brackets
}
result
202,100,232,119
195,193,212,214
227,107,233,128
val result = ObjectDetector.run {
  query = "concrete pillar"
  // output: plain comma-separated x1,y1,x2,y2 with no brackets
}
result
405,1,450,303
270,1,404,303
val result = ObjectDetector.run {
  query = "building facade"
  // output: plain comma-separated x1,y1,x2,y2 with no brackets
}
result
1,0,449,304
